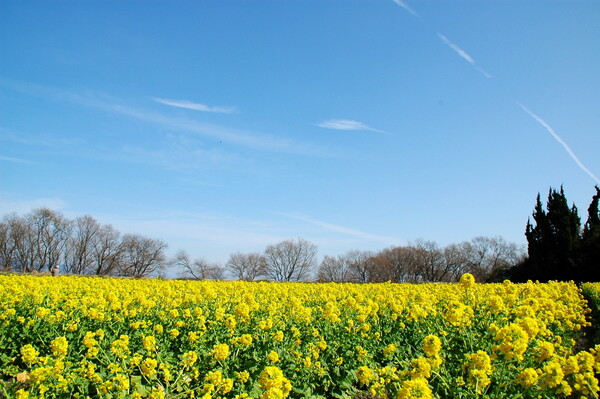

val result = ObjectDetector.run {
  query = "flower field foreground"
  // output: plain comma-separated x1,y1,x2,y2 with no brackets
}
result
1,275,599,399
581,283,600,315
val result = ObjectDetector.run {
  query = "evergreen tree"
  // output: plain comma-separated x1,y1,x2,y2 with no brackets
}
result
581,186,600,281
513,187,581,282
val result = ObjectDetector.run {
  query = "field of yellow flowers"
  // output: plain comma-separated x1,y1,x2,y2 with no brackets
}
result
1,274,599,399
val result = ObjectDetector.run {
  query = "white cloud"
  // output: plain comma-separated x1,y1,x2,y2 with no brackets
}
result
517,102,600,184
153,98,236,114
317,119,392,135
0,79,331,157
318,119,370,130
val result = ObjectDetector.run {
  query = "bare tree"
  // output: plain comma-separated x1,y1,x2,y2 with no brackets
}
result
370,247,416,282
28,208,71,272
227,251,266,281
64,215,101,274
119,234,168,278
344,250,376,282
264,238,317,281
91,224,124,276
174,249,224,280
317,255,347,282
407,240,446,282
0,217,17,271
442,243,471,281
4,214,35,272
459,236,526,281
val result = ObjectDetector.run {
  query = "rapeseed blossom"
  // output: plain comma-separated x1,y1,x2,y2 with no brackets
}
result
1,275,599,399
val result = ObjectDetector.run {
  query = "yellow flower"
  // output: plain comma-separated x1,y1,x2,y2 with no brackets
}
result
410,357,432,379
356,345,369,362
20,344,39,365
493,323,529,361
15,389,29,399
148,387,165,399
188,331,200,343
82,331,98,348
212,343,230,361
205,370,234,394
534,341,555,362
142,335,157,352
423,335,442,358
141,358,158,378
516,368,538,387
268,351,280,363
462,351,493,393
258,366,292,399
459,273,475,289
397,377,433,399
235,302,250,318
356,366,375,385
182,350,198,367
272,330,284,342
260,318,274,330
444,301,474,327
239,334,253,346
112,374,130,391
35,307,50,318
383,344,398,357
225,314,237,329
539,361,564,388
236,370,250,383
110,335,130,358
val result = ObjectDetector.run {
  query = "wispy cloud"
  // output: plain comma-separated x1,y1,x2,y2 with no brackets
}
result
517,102,600,184
105,105,330,156
153,98,236,114
0,79,331,157
278,212,399,246
438,34,491,78
119,134,244,172
0,155,34,164
317,119,392,135
392,0,420,17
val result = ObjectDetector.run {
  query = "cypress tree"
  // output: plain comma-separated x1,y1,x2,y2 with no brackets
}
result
581,186,600,281
514,187,581,282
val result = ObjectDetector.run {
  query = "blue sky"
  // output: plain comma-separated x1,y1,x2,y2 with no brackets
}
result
1,0,599,267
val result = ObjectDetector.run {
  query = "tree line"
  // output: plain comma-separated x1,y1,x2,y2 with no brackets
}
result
0,208,527,282
0,209,168,278
4,185,596,283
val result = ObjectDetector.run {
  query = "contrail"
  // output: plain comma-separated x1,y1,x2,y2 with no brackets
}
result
391,1,597,184
518,103,600,184
392,1,491,78
438,34,475,64
392,0,420,17
438,34,492,78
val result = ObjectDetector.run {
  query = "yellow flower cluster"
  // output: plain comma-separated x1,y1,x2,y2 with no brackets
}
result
0,274,599,398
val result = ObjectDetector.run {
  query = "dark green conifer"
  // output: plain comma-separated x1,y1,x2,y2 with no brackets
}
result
513,187,582,282
581,186,600,281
